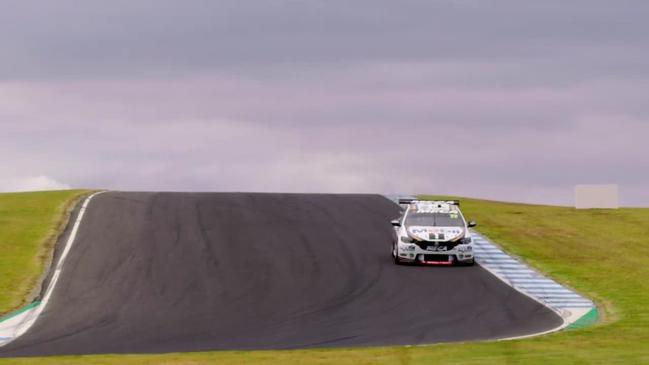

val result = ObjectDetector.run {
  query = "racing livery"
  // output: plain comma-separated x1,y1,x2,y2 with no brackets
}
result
391,199,476,265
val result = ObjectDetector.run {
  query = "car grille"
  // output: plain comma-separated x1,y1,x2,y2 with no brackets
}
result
422,254,450,262
414,241,458,250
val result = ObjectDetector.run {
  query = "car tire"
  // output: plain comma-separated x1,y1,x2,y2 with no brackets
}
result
455,257,475,266
392,243,402,265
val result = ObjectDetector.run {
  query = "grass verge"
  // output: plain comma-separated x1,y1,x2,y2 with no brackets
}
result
2,195,649,364
0,190,89,317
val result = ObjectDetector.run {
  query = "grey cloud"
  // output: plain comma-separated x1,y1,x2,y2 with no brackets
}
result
0,1,648,205
2,71,648,204
1,0,649,79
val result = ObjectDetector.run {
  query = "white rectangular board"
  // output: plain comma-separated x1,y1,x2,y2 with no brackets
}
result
575,184,619,209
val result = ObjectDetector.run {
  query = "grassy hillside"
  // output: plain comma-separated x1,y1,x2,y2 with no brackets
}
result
0,190,89,317
2,195,649,364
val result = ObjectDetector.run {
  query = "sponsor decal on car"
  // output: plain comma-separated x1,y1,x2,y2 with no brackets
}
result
408,226,464,241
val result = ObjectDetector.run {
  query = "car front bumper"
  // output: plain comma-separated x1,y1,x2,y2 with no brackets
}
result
397,243,474,264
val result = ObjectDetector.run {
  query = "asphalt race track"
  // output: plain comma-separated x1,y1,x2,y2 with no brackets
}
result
0,192,562,357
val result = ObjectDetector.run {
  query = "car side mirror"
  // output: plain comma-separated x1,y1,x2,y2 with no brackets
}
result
391,219,401,227
468,221,477,228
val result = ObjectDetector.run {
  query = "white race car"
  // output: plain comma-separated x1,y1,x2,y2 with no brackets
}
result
391,199,476,266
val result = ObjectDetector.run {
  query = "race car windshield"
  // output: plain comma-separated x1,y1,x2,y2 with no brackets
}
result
405,212,464,227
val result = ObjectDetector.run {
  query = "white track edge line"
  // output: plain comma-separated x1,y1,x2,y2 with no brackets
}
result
471,231,597,341
477,262,571,340
0,191,104,347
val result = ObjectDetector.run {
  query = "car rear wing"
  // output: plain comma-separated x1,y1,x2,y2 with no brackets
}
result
397,197,460,206
398,197,417,205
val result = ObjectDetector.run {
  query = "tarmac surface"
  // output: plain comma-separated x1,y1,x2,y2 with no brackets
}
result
0,192,562,357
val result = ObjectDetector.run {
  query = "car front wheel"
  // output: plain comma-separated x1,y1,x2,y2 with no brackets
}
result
455,256,475,266
392,243,402,265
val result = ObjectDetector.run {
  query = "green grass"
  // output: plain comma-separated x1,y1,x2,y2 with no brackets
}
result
0,190,89,317
2,195,649,364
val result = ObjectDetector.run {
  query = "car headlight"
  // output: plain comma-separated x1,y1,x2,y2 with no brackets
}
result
461,236,472,245
400,236,415,243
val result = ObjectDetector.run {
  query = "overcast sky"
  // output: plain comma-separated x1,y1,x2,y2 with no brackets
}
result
1,0,648,205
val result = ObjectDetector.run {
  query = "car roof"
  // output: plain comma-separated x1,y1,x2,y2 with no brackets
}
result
407,201,460,214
